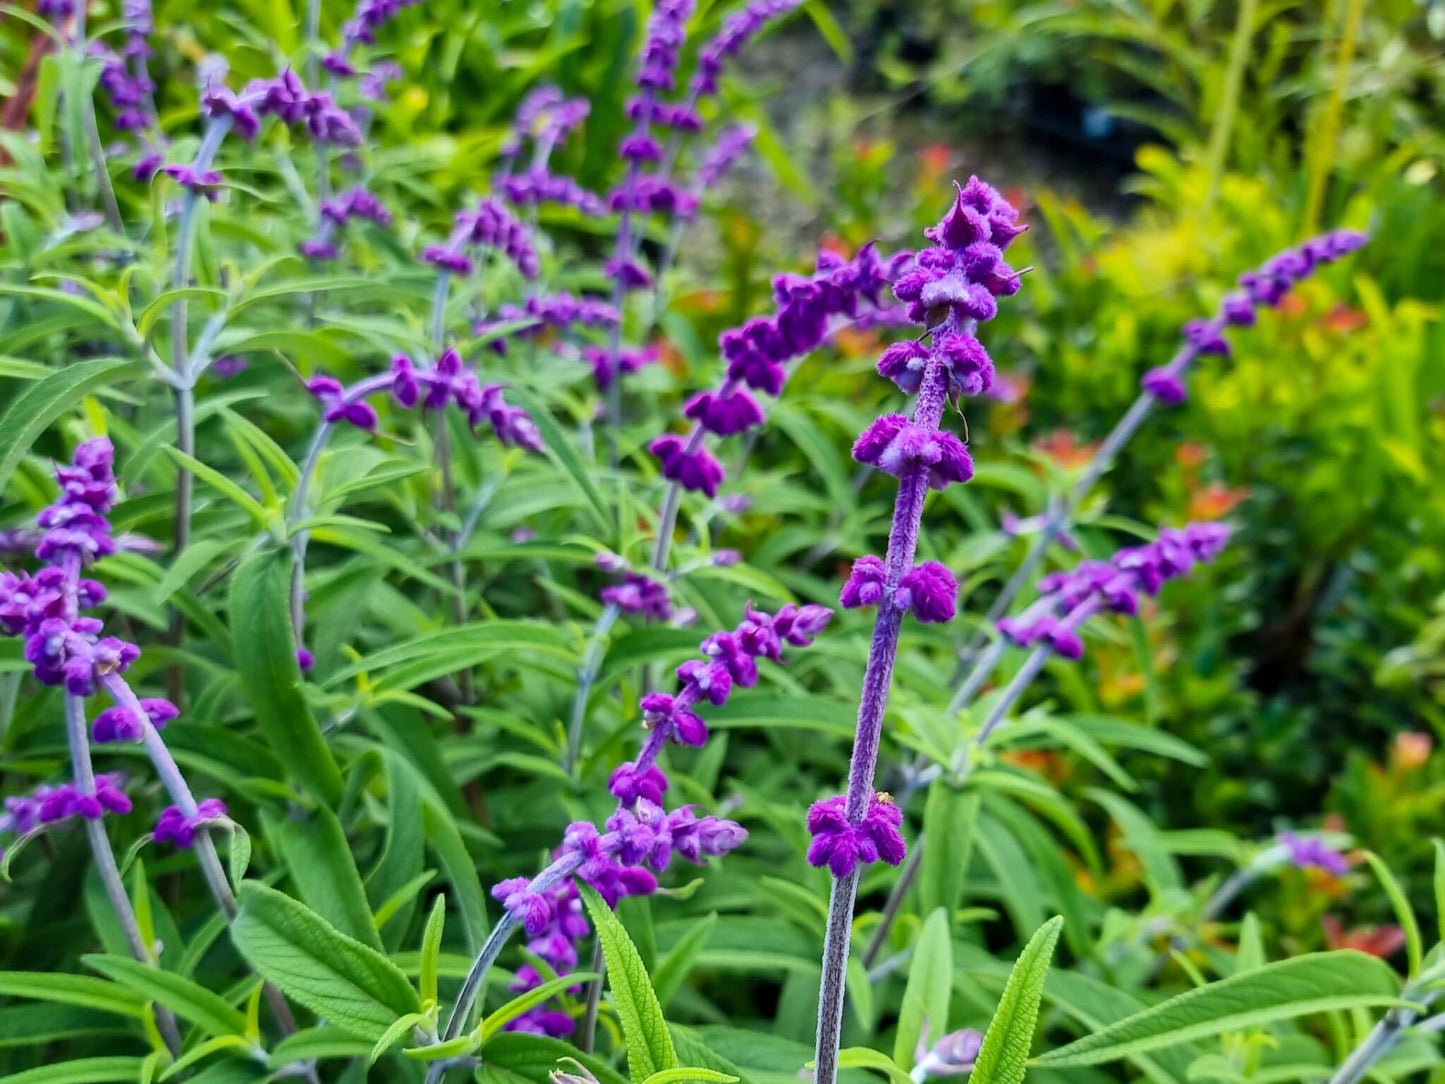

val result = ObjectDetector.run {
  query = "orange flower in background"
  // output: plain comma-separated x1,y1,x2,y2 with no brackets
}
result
1032,429,1099,471
918,143,951,186
1322,303,1368,335
833,326,880,360
1175,441,1210,471
1187,481,1249,520
1001,748,1071,787
819,231,852,259
1277,293,1308,319
1321,915,1406,959
656,337,686,379
1392,731,1432,770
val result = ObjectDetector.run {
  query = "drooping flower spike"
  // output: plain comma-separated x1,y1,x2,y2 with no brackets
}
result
649,243,912,499
1140,229,1369,404
466,602,831,1037
421,197,541,280
996,520,1231,659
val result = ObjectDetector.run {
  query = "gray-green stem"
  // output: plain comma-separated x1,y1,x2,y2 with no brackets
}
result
65,693,184,1056
566,603,620,774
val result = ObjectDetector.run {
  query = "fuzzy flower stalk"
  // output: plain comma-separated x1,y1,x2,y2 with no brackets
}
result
425,603,830,1078
809,178,1025,1084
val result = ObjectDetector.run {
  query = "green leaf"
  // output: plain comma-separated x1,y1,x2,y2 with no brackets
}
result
479,972,599,1041
1434,839,1445,946
894,908,953,1070
157,1035,255,1081
1033,951,1404,1068
268,1027,374,1066
82,955,248,1039
972,915,1064,1084
4,1058,146,1084
653,913,717,1009
231,882,421,1041
579,882,679,1080
229,550,344,805
419,895,447,1006
228,826,251,891
1363,852,1423,978
641,1069,739,1084
326,620,574,691
162,446,268,525
920,788,979,919
266,806,381,949
506,386,610,534
368,1010,428,1063
473,1033,628,1084
1086,789,1181,893
833,1048,912,1084
0,971,145,1018
0,358,136,494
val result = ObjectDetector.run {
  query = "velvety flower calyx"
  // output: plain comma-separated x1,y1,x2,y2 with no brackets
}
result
805,792,907,877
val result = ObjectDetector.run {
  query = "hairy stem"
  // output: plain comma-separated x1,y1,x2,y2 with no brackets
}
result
65,694,184,1056
579,940,605,1053
566,603,620,775
814,357,949,1084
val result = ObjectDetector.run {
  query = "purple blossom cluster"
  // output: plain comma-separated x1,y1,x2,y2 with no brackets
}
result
1279,831,1349,876
692,0,802,98
304,349,545,453
596,551,674,621
1141,230,1369,404
154,798,229,848
500,87,591,164
324,0,423,75
806,178,1025,882
649,244,911,499
300,185,392,260
1,773,131,856
996,521,1231,659
501,168,605,216
475,293,620,354
201,70,362,147
422,198,541,279
93,0,165,178
581,344,659,391
914,1028,984,1079
805,792,905,878
0,440,226,855
695,124,756,192
489,601,831,1036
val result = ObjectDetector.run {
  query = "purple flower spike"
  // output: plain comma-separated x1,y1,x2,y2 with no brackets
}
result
1138,229,1368,401
92,697,175,743
997,521,1231,656
693,0,802,98
805,792,907,878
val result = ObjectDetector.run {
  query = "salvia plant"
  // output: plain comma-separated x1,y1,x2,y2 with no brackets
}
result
0,2,1435,1084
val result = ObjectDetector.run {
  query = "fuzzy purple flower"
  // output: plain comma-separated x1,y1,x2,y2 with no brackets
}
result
805,792,907,878
153,798,227,849
1280,831,1349,876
